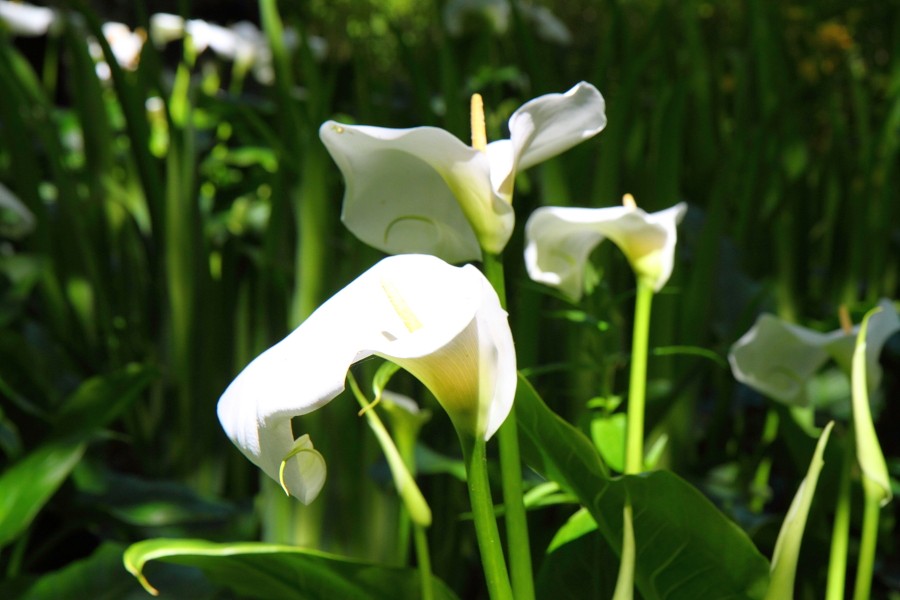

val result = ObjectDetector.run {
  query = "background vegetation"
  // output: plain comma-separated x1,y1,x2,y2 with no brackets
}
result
1,0,898,598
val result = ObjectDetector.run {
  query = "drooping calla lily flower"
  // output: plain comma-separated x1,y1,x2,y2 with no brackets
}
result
217,254,516,504
524,196,688,301
728,299,900,405
319,82,607,263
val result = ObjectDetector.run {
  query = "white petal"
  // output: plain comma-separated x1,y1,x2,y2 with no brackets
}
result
186,19,237,57
729,300,900,405
525,206,620,301
640,203,688,291
217,254,515,502
149,13,185,47
728,316,848,404
443,0,511,36
0,1,57,37
320,122,515,260
509,82,607,173
518,4,572,45
102,23,145,69
524,203,686,300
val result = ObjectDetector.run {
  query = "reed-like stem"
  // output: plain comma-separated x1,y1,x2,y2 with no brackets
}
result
625,278,654,475
460,432,514,600
482,252,535,600
825,433,853,600
852,476,882,600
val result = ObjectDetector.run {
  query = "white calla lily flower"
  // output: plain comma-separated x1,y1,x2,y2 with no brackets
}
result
217,254,516,504
524,199,687,301
319,82,606,262
0,1,58,37
728,299,900,405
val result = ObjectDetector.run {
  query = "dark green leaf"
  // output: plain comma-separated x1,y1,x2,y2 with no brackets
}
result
516,374,770,600
1,542,217,600
53,364,156,439
0,440,85,548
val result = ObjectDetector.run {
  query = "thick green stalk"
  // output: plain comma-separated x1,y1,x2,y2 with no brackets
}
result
825,434,853,600
625,278,655,475
482,252,535,600
852,476,882,600
460,433,514,600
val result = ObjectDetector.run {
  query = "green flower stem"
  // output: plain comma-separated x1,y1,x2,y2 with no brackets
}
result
347,373,434,599
413,524,435,600
460,432,514,600
482,252,535,600
611,497,635,600
852,476,882,600
825,433,853,600
749,409,780,513
625,278,655,475
347,374,432,528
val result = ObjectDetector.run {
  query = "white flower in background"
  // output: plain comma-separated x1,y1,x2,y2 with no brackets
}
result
148,15,323,85
148,13,185,47
524,196,688,301
519,3,571,45
0,0,58,37
320,82,606,262
728,299,900,405
217,254,516,504
102,22,145,69
87,22,146,79
443,0,571,45
444,0,510,36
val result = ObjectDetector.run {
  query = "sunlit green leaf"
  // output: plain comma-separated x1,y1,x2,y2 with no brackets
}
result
124,538,459,599
852,308,892,506
765,421,833,600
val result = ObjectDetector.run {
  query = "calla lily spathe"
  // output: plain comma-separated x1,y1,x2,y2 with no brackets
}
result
217,254,516,504
728,299,900,405
524,201,688,301
319,82,606,263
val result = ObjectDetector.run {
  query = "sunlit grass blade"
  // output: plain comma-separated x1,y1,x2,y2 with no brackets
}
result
764,421,833,600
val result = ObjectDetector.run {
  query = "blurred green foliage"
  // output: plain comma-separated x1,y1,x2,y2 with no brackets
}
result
0,0,898,597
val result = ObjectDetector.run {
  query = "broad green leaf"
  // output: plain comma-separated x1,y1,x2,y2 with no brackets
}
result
516,374,770,600
851,308,892,506
538,508,619,599
0,441,85,548
124,538,459,600
765,421,834,600
0,365,155,548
